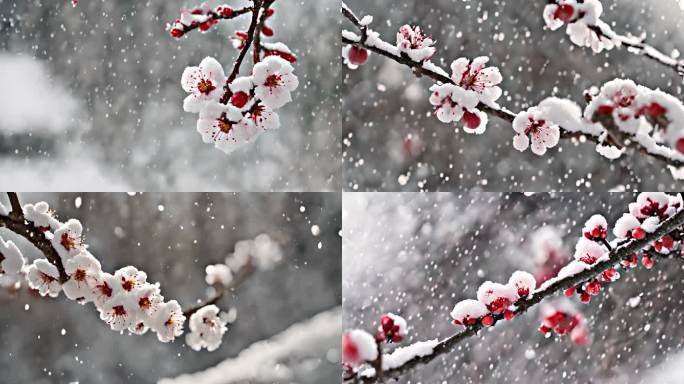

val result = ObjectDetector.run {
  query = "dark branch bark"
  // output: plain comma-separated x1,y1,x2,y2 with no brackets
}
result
347,208,684,383
0,193,69,283
253,0,276,64
341,8,684,169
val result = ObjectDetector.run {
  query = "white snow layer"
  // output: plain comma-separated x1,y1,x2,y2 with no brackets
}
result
158,307,341,384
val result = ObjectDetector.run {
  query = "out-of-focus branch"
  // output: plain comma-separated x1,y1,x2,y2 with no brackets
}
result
182,262,256,317
341,6,684,169
0,193,69,283
347,208,684,383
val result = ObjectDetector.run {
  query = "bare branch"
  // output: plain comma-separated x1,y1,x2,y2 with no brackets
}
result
253,0,277,64
173,6,253,36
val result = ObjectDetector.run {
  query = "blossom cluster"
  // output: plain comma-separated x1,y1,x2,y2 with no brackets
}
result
511,79,684,171
542,0,617,53
174,4,298,154
341,19,502,135
538,301,590,346
13,202,187,343
450,270,536,328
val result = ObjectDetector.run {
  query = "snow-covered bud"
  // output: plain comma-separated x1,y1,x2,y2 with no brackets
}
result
613,213,641,239
477,281,516,314
508,270,536,299
342,45,369,69
573,238,607,265
23,202,60,231
629,192,671,220
342,329,378,365
450,299,488,326
582,214,608,240
378,313,407,342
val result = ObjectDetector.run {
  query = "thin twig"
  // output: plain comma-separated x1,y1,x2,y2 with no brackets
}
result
347,208,684,383
182,262,256,317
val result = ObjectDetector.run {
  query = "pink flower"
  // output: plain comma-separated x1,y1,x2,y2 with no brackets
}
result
450,299,488,326
582,214,608,240
573,238,606,265
342,330,377,365
512,107,560,156
252,56,299,110
450,57,503,107
396,24,435,62
152,300,185,343
63,252,102,303
181,56,226,113
477,281,516,314
428,83,479,124
508,271,536,299
26,259,61,297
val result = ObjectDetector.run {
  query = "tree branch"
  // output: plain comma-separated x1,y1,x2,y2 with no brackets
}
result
182,262,256,317
0,193,69,283
173,6,253,36
341,6,684,170
253,0,276,64
347,208,684,383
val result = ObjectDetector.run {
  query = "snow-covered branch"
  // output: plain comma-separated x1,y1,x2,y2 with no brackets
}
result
543,0,684,76
170,1,298,154
341,3,684,178
0,193,283,353
343,193,684,382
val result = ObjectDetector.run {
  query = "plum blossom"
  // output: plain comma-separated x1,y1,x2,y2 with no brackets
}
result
0,236,25,276
132,283,164,318
512,107,561,156
543,0,615,53
378,313,407,342
92,272,122,309
342,329,378,365
396,24,435,62
582,214,608,240
186,305,228,351
205,264,233,286
573,238,607,265
152,300,186,342
613,213,642,239
450,299,488,326
586,79,641,133
629,192,671,220
476,281,516,314
508,271,536,299
23,202,60,231
100,294,137,332
450,57,503,107
428,84,479,124
26,259,62,297
248,102,280,131
115,266,148,292
249,233,283,269
62,252,102,302
195,101,257,154
181,56,226,113
252,55,299,109
52,219,84,260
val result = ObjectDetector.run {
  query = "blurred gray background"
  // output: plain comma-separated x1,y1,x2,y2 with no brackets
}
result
342,0,684,192
0,0,340,191
343,192,684,383
0,192,341,383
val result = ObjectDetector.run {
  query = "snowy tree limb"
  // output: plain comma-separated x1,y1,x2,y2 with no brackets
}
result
545,0,684,77
0,193,260,318
0,193,69,283
345,206,684,383
341,5,684,169
253,0,277,64
172,6,253,37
